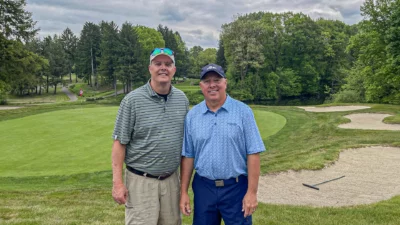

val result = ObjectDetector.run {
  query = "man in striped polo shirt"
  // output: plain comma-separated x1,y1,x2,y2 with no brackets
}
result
180,64,265,225
111,48,189,225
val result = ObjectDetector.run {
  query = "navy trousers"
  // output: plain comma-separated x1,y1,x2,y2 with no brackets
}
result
192,173,252,225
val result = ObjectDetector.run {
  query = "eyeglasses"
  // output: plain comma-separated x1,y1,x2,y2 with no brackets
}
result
150,48,174,56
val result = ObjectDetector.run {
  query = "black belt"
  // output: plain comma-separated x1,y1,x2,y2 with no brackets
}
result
126,166,172,180
196,173,246,187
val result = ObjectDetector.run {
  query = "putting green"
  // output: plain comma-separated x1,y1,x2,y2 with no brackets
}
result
253,109,286,139
0,107,119,177
0,107,285,177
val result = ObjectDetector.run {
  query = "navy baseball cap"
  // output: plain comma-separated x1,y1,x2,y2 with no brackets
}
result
200,64,226,80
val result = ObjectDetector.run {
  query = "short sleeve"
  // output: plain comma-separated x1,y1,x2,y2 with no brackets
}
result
182,115,194,158
243,107,266,154
112,96,135,145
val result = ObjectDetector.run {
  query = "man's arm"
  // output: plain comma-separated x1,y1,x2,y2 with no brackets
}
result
112,140,128,205
180,156,194,216
242,153,260,217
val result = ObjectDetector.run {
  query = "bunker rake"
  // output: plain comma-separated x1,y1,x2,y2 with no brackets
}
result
302,175,345,190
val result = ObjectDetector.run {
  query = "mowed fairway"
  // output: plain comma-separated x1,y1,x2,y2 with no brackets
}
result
0,107,283,177
0,107,119,177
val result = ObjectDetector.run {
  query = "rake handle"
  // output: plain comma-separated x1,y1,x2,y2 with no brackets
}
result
314,175,345,186
303,175,346,191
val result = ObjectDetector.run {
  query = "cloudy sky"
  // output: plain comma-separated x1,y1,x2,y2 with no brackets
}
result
26,0,365,49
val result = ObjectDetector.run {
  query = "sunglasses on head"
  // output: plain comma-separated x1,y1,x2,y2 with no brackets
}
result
151,48,174,56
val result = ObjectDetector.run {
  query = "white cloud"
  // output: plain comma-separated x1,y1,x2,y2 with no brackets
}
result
26,0,364,48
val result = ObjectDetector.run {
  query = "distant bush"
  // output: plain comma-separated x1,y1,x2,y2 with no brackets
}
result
190,80,200,86
384,93,400,105
0,81,9,105
285,99,302,106
85,97,105,102
185,91,204,105
229,89,254,102
0,92,7,105
115,94,125,103
332,90,363,103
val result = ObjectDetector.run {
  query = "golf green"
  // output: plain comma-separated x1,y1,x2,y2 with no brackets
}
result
253,109,286,139
0,107,285,177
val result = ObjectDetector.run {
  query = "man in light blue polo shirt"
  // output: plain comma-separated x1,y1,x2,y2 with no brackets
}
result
180,63,266,225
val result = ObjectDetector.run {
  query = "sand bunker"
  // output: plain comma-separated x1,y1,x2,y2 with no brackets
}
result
0,106,21,110
299,106,370,112
339,113,400,130
258,146,400,207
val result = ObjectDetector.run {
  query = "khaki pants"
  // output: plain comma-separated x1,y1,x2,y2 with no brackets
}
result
125,169,181,225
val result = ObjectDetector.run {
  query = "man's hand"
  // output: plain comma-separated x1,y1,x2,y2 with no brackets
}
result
180,192,192,216
242,191,258,218
112,183,128,205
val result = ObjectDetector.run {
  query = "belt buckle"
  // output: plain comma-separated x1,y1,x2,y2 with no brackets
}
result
157,173,170,180
215,180,224,187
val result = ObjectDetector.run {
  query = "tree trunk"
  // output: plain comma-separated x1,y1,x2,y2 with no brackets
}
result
240,67,246,88
54,83,57,94
129,77,132,93
46,75,49,93
128,63,132,93
91,47,94,88
114,75,117,96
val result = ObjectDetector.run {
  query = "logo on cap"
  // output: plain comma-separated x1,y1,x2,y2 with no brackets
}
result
207,66,217,70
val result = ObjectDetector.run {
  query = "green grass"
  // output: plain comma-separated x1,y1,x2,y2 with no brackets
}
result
176,86,200,93
62,73,79,82
174,79,200,93
69,83,125,98
0,107,118,177
0,188,124,224
173,78,196,86
0,108,279,177
255,104,400,173
383,114,400,124
1,103,400,224
7,86,70,104
253,108,286,138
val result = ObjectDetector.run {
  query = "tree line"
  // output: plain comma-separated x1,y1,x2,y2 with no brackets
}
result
217,0,399,104
1,0,399,105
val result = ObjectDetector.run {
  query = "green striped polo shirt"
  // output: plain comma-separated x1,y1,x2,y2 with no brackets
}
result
112,81,189,176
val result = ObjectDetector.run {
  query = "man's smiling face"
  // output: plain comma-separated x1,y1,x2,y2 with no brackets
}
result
148,55,176,84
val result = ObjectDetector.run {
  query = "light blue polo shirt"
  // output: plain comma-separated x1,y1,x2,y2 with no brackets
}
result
182,95,266,180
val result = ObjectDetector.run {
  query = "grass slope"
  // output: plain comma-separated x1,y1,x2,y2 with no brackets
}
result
0,107,118,177
0,107,283,177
